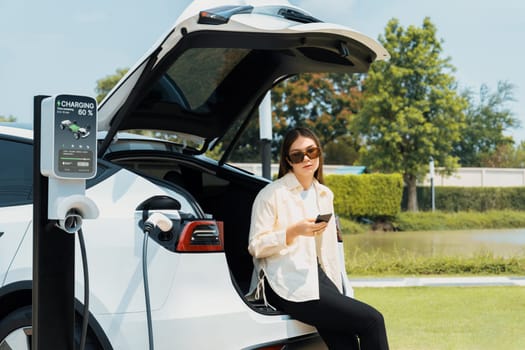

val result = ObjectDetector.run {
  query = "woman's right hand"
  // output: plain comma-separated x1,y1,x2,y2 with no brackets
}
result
286,218,328,245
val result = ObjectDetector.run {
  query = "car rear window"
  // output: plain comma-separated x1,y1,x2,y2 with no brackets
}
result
165,48,250,110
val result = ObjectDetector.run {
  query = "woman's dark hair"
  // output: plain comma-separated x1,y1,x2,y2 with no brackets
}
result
277,127,324,184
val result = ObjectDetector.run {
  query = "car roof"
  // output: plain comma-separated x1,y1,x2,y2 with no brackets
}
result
0,123,33,140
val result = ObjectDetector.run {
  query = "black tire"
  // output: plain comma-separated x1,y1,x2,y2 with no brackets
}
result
0,305,103,350
0,306,32,350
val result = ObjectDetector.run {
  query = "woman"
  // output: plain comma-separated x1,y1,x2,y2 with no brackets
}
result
248,127,389,350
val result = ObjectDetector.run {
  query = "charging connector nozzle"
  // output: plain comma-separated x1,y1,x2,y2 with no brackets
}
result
144,212,173,233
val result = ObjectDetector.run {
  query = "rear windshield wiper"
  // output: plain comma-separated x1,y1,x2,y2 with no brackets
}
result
277,8,321,23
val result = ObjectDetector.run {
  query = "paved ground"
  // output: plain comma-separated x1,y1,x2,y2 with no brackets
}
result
348,276,525,287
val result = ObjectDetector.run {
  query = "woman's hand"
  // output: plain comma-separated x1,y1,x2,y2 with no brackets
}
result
286,218,328,245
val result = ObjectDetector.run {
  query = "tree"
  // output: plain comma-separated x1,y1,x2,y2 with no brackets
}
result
478,141,525,168
219,72,364,163
272,73,363,162
0,115,16,122
356,18,467,211
95,68,129,103
509,141,525,168
479,143,514,167
324,135,361,165
453,81,518,167
222,114,263,162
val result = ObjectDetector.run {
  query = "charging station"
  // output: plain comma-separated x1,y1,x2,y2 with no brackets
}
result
33,94,99,349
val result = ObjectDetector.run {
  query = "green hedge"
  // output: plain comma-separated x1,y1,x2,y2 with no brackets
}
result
404,186,525,212
394,210,525,231
345,248,525,275
325,173,403,219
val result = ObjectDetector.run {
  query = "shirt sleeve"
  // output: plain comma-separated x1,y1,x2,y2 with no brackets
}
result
247,186,288,258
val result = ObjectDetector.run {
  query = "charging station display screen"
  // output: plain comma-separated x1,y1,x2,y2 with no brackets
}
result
41,94,98,179
58,149,94,174
54,95,96,178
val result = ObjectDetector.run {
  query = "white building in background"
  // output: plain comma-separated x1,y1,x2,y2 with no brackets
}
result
421,168,525,187
233,163,525,187
231,164,367,178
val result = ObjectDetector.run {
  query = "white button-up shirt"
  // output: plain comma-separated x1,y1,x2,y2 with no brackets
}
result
248,172,343,302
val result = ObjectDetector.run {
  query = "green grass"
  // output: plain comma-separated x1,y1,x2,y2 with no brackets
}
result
355,286,525,350
395,210,525,231
344,247,525,276
338,210,525,233
337,211,525,348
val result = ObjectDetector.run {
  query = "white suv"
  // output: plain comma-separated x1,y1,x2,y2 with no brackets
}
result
0,1,388,349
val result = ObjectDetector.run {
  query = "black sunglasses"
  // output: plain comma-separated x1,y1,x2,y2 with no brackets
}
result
288,147,321,164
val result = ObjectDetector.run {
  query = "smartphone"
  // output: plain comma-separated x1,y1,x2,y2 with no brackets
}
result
315,213,332,223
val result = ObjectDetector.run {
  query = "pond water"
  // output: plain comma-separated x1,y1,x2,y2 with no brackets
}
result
344,229,525,257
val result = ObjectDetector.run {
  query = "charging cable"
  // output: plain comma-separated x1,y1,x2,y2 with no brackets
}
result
57,210,89,350
78,227,89,350
142,212,173,350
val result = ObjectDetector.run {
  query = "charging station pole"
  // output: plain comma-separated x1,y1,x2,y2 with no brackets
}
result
259,91,272,180
33,95,76,349
33,93,98,349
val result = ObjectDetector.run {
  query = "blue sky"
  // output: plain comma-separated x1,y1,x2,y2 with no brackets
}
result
1,0,524,140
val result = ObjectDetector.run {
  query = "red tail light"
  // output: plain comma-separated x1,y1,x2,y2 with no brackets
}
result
176,220,224,252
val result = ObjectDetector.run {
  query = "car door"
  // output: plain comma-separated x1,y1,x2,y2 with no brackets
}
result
96,1,389,155
0,136,33,286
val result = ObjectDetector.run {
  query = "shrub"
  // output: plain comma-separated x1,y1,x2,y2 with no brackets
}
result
405,186,525,212
326,173,403,219
338,216,369,234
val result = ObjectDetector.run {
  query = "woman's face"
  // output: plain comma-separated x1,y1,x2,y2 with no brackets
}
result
287,135,320,179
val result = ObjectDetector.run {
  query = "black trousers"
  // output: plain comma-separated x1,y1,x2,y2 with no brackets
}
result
264,265,389,350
